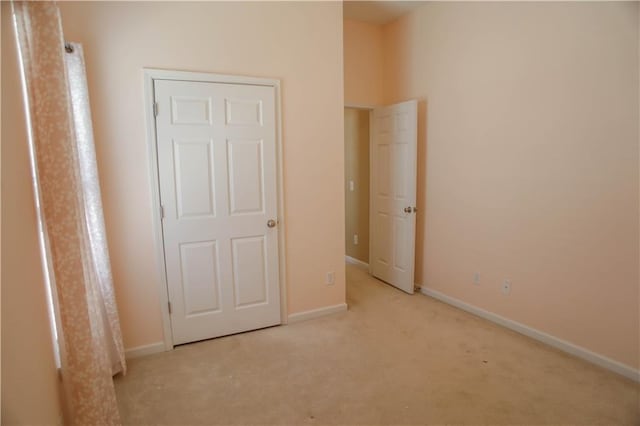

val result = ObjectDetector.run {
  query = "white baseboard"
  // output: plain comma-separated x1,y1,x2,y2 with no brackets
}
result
345,255,369,269
125,341,166,359
287,303,348,324
420,287,640,383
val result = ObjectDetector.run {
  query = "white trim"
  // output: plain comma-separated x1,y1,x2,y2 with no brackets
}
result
145,68,280,88
420,287,640,383
368,109,374,277
124,342,165,359
143,70,174,352
143,68,287,349
287,303,348,324
345,255,369,269
275,81,288,326
345,103,375,110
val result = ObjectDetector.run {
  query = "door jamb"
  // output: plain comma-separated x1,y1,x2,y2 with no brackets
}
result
143,68,288,351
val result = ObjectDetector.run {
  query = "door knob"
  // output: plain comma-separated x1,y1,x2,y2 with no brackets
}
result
267,219,277,228
404,207,412,213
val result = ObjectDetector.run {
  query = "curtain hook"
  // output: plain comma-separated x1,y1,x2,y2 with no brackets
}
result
64,42,74,53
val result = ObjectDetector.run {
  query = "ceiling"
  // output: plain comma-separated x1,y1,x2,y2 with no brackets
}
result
343,1,425,25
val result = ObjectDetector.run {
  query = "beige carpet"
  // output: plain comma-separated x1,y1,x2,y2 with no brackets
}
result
115,264,640,424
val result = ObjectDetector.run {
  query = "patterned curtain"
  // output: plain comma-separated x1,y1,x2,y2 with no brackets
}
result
12,1,125,424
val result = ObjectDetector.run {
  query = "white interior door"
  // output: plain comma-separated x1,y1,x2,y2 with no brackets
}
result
154,79,281,345
370,100,418,294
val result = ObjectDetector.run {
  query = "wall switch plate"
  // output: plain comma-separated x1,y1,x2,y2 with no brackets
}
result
502,279,512,295
326,272,335,285
353,234,359,245
473,272,480,285
349,180,355,191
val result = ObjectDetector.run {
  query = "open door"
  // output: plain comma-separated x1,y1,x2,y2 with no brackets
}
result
369,100,417,294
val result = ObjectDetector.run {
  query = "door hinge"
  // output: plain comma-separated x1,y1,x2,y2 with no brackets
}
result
160,204,165,219
168,301,172,314
153,102,158,117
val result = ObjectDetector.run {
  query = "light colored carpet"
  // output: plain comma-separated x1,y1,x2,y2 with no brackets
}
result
115,264,640,424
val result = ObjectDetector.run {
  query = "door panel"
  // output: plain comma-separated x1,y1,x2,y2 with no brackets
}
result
231,236,268,307
180,241,221,316
393,143,408,198
225,99,263,126
171,96,213,125
370,100,417,294
375,212,391,266
227,139,264,215
155,79,280,345
377,144,391,196
173,139,216,218
393,217,408,272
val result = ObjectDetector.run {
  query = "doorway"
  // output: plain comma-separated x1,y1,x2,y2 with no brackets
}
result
344,107,371,268
344,101,418,294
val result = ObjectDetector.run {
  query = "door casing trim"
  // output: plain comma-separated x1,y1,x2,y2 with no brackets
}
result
143,68,288,351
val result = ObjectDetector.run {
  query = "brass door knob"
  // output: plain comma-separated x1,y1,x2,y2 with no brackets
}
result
267,219,277,228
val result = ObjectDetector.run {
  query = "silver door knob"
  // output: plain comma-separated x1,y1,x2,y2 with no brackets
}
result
404,207,412,213
267,219,277,228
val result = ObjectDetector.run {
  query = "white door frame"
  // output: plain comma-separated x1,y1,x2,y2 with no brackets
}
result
143,68,288,351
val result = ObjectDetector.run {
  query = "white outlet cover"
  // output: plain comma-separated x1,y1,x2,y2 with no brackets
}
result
473,272,480,284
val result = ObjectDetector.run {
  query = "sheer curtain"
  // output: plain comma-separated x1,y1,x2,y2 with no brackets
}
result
12,1,125,424
65,41,127,377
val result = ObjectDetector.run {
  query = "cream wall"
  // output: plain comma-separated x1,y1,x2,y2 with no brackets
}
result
344,19,384,106
1,2,65,423
344,108,370,263
58,1,345,350
383,2,640,369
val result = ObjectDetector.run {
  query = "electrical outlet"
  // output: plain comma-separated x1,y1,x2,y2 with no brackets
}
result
473,272,480,285
349,180,355,192
326,271,335,285
353,234,359,245
502,279,511,295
